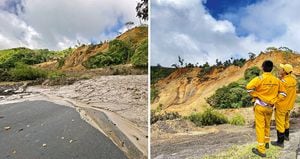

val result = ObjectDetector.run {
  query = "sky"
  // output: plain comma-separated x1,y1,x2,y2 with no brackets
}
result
0,0,140,50
151,0,300,67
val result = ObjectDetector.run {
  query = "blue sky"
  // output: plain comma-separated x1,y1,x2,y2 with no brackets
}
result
151,0,300,67
0,0,139,50
203,0,261,19
204,0,265,37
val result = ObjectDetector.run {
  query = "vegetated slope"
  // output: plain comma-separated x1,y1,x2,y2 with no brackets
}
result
61,26,148,71
0,47,72,69
152,50,300,116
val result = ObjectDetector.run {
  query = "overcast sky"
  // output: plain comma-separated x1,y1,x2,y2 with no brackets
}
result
0,0,140,50
151,0,300,67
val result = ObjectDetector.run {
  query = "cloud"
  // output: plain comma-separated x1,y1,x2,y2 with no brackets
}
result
151,0,300,67
0,0,140,50
0,9,40,49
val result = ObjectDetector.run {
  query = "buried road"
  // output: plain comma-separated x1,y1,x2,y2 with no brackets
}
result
0,100,127,159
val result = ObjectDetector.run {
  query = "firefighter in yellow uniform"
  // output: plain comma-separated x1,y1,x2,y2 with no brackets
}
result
246,60,286,157
271,64,297,147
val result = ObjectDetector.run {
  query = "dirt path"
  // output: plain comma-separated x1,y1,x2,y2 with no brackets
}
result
151,118,300,159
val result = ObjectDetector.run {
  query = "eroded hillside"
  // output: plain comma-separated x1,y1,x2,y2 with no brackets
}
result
152,50,300,116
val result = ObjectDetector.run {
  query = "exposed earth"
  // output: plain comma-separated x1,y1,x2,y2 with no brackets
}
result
151,101,300,159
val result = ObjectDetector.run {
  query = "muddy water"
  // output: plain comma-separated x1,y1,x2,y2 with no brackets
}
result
0,75,148,158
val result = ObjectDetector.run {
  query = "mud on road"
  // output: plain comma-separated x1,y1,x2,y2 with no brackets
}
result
0,75,148,158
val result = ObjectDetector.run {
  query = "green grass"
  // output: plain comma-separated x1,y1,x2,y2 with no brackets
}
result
202,143,281,159
230,114,246,126
188,109,228,126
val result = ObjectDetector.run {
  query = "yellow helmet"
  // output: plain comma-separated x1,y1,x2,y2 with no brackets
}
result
279,63,293,73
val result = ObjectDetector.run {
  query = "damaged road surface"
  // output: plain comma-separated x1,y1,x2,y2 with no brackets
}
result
0,100,127,159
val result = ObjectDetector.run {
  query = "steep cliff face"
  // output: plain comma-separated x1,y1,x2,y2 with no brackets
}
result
152,51,300,116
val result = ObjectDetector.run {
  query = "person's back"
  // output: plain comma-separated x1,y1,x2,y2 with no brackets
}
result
276,74,297,111
246,60,286,157
246,72,284,106
272,64,297,147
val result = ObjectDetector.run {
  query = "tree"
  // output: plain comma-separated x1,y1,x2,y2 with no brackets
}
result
136,0,148,21
178,56,184,67
248,52,256,60
171,64,178,68
266,47,277,52
125,21,134,30
279,46,293,53
186,63,194,68
216,59,222,67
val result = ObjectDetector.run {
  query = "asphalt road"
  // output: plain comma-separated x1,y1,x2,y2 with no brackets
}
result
0,100,127,159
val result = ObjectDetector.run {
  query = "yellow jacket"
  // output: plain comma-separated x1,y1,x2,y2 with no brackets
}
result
276,74,297,111
246,72,287,105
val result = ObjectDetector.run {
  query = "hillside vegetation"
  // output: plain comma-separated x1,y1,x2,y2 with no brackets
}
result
0,26,148,82
62,26,148,71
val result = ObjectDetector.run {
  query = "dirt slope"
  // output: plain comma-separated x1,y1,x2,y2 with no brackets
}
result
152,51,300,116
61,27,148,71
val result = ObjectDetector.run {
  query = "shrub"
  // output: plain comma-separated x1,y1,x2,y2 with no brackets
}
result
83,40,134,68
206,82,252,109
230,114,246,126
188,109,228,126
151,86,159,103
151,111,181,124
0,69,12,81
57,58,66,68
131,39,148,67
9,63,47,81
47,71,66,80
244,66,261,81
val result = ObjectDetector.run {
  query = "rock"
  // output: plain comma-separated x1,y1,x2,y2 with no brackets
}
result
69,140,73,143
42,144,47,147
4,126,11,130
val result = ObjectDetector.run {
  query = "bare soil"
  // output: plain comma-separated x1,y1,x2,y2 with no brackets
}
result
151,118,300,159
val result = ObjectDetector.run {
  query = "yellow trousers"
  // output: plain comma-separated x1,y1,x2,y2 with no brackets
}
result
254,105,273,154
275,109,290,133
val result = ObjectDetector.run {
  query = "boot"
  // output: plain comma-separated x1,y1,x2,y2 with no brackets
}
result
252,148,266,157
284,128,289,141
271,130,284,148
265,143,269,149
